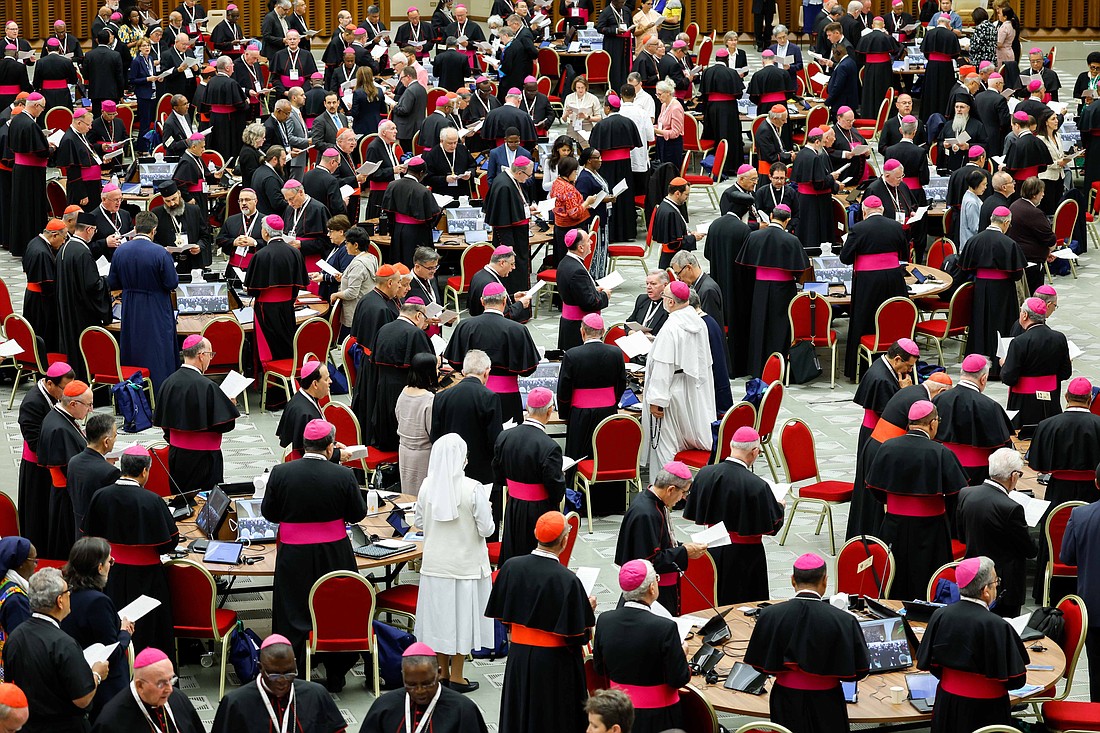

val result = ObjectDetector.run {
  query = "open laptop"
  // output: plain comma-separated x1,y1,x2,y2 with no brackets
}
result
191,487,231,553
860,616,915,673
234,498,278,543
176,282,230,315
347,524,416,560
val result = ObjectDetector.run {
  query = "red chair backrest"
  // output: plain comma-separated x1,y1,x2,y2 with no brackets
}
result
590,415,642,479
603,324,629,364
146,444,172,498
538,47,560,78
684,22,699,49
873,297,918,346
585,50,610,83
697,36,713,66
805,61,824,95
682,114,701,153
761,353,784,386
536,76,552,96
943,281,973,334
44,107,72,132
789,291,831,343
46,180,69,218
3,314,42,370
584,657,610,696
926,237,956,270
116,105,134,136
0,493,18,537
426,87,448,113
357,133,376,163
80,327,121,380
755,381,784,440
709,139,727,184
678,687,718,733
1053,198,1078,246
926,562,958,602
1056,595,1088,682
459,244,494,290
166,561,217,634
156,93,173,122
780,418,819,484
680,551,718,614
201,150,224,171
805,105,828,135
342,336,359,389
293,318,333,373
715,403,757,463
0,279,12,323
876,93,894,132
1047,502,1085,568
836,537,893,598
560,513,581,566
311,573,375,646
201,318,246,371
322,402,363,449
225,183,242,218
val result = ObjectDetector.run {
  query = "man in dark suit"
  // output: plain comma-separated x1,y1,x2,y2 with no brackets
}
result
429,349,502,486
252,146,289,214
302,148,347,217
768,25,803,83
485,131,531,188
878,93,926,154
1007,177,1056,294
160,94,195,155
433,36,471,92
974,73,1011,157
309,91,349,152
160,32,197,100
627,271,670,336
262,0,290,57
956,447,1036,618
391,66,426,152
82,30,126,116
496,23,537,103
826,46,860,117
753,0,776,51
1060,467,1100,701
668,251,723,334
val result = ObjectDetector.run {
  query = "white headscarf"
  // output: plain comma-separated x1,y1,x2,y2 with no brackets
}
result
419,433,468,522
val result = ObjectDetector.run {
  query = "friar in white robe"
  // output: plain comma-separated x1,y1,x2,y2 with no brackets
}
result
642,281,716,468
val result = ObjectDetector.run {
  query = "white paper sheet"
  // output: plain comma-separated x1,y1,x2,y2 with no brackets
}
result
0,340,23,357
524,278,547,299
84,642,119,667
575,566,600,596
811,72,831,85
1006,613,1032,636
219,370,253,399
1068,340,1084,360
501,418,517,431
1007,491,1051,528
434,193,454,207
232,306,254,324
615,330,652,358
1051,248,1078,261
596,270,624,290
316,257,342,277
357,159,381,176
535,197,555,216
431,334,448,355
691,521,732,548
996,332,1012,360
562,455,584,472
339,184,356,200
96,256,111,277
765,479,791,503
906,206,929,224
609,179,629,197
117,594,162,622
342,444,369,461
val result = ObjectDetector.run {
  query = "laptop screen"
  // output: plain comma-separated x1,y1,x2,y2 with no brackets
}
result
859,617,914,673
196,488,231,539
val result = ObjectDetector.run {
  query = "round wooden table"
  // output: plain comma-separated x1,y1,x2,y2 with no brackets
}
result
686,600,1065,724
106,302,328,337
820,263,953,307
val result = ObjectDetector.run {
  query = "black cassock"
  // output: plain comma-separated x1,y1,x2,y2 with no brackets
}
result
747,64,792,108
1027,408,1100,601
430,376,503,484
382,176,442,266
595,5,632,90
172,153,217,231
652,197,697,271
736,224,809,378
916,600,1028,733
790,147,837,255
53,129,103,209
17,383,55,554
589,113,642,243
66,448,120,540
956,481,1037,617
484,172,534,292
855,30,899,122
211,679,346,733
153,365,240,497
616,489,690,614
485,553,594,733
933,384,1013,485
1080,99,1100,190
55,237,112,380
363,136,399,220
350,289,399,441
244,237,308,364
493,422,567,561
151,203,211,273
261,457,367,675
828,125,870,188
919,27,960,123
8,112,49,258
283,198,332,278
32,53,76,111
1001,323,1072,430
469,267,530,321
592,605,692,733
0,114,15,252
358,686,488,733
556,253,609,351
558,339,627,462
936,117,988,173
92,688,205,733
958,227,1025,378
443,312,540,424
423,143,478,200
846,357,903,540
839,215,908,380
865,430,968,600
83,480,179,657
744,594,870,733
700,63,743,177
370,316,433,451
22,235,59,353
683,460,785,605
1004,130,1053,182
705,213,753,378
480,105,537,149
37,406,85,560
202,73,249,160
275,390,325,457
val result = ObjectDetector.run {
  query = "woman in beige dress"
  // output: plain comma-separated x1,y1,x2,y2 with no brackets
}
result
394,352,440,495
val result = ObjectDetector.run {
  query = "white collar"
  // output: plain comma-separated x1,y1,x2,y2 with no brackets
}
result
181,363,202,373
4,569,27,591
531,548,558,560
724,456,750,469
522,418,546,432
32,612,60,628
302,452,327,460
982,478,1009,495
794,589,823,599
960,596,989,609
958,380,980,392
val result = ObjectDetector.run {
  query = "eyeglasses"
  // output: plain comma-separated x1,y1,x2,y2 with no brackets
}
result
404,679,437,690
263,671,298,682
419,264,440,271
151,676,179,690
674,266,690,277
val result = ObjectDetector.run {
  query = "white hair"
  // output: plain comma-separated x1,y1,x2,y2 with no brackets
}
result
987,447,1023,481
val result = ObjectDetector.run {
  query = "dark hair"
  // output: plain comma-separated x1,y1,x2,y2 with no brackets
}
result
1020,176,1044,200
824,21,842,33
966,169,986,190
120,452,152,477
549,135,573,170
1000,5,1021,59
768,161,788,175
44,366,75,387
618,82,635,100
1089,52,1100,66
327,214,351,232
970,6,987,23
97,28,111,44
557,156,579,179
85,413,116,444
504,126,520,138
668,180,688,195
63,537,111,592
793,563,827,586
407,352,439,391
579,147,600,166
135,210,158,235
300,363,325,390
584,690,634,733
344,226,370,249
886,341,917,361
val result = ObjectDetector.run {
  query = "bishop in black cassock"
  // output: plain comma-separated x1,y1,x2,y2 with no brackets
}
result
919,21,961,122
244,217,309,366
55,228,113,381
790,137,837,256
1001,300,1072,430
212,670,346,733
589,107,642,243
558,315,627,465
705,212,753,378
67,440,120,544
38,388,89,560
17,367,71,554
369,302,433,451
484,160,536,292
7,100,49,257
933,359,1013,485
700,50,743,177
22,227,62,354
382,159,442,267
275,362,342,461
430,373,502,485
350,274,401,442
556,230,609,351
202,64,250,160
959,217,1026,378
468,256,531,321
652,191,698,271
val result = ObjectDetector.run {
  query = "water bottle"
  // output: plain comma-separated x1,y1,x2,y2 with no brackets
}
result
366,489,380,514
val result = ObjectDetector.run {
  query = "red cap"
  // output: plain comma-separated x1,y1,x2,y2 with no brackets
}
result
535,511,567,542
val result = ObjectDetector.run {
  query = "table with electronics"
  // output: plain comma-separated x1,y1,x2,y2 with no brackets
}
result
685,599,1065,725
106,298,328,337
173,492,423,588
368,227,554,254
813,263,952,307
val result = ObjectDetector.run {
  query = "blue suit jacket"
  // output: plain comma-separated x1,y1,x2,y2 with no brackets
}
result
484,143,532,186
768,43,804,82
1061,501,1100,627
827,56,860,116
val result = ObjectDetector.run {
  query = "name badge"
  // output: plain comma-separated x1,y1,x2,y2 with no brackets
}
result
201,180,209,194
254,81,262,93
153,60,160,70
448,178,458,186
618,23,628,32
1036,391,1051,401
895,212,906,223
177,233,189,248
184,69,193,79
188,24,197,33
289,69,300,80
233,43,241,51
286,229,297,240
235,245,249,257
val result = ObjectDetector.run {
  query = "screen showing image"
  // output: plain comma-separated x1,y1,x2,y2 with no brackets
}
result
860,617,913,673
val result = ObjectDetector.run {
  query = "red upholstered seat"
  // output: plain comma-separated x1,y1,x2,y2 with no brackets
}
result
491,568,500,583
951,539,966,561
915,296,951,312
364,447,399,470
374,584,419,614
96,365,150,383
682,174,711,185
798,480,853,502
487,542,501,565
446,275,462,291
575,458,636,481
537,269,557,283
213,608,237,636
263,359,294,376
1053,561,1076,575
1041,701,1100,730
804,330,839,347
674,449,710,469
915,318,966,338
634,194,646,208
607,244,645,258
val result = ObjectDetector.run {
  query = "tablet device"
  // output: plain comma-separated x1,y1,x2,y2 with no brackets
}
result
860,617,914,673
910,267,927,284
842,680,858,703
906,672,939,703
386,507,411,536
723,662,768,694
203,541,244,565
196,488,231,539
803,282,830,296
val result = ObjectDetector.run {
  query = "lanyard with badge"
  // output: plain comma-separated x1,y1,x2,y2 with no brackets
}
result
287,202,306,240
405,687,441,733
259,679,296,733
287,49,300,80
129,683,179,733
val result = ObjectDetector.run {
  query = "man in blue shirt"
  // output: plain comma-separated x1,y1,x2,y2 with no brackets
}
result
1060,470,1100,701
929,0,963,35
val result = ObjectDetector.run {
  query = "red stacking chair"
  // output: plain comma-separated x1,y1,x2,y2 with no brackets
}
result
1043,501,1086,607
788,292,839,387
602,322,630,364
46,180,68,218
678,139,726,210
260,317,331,410
925,560,960,602
1035,595,1091,725
200,316,249,413
675,401,756,471
835,536,895,598
165,559,238,698
914,281,973,366
682,686,721,733
2,314,60,409
573,415,643,533
607,211,650,275
754,381,785,481
307,571,381,695
792,104,827,146
321,402,398,482
1051,198,1079,279
443,243,493,318
777,418,854,555
341,336,359,390
145,443,172,498
0,279,13,324
855,297,918,383
115,105,134,139
915,237,957,314
0,493,17,537
44,106,72,132
584,657,611,696
679,551,718,615
79,326,155,408
584,50,611,91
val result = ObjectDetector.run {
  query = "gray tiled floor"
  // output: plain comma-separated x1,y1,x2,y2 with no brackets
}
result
2,39,1096,732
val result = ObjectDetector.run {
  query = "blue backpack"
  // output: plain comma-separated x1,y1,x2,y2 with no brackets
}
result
111,372,154,433
373,620,416,688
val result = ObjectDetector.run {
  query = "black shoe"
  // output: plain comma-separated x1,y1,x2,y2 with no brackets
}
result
439,679,451,688
449,679,479,694
324,676,346,693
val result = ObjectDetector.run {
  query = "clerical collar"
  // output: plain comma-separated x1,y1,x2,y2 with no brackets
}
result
32,612,60,628
37,379,53,403
118,478,142,487
531,548,557,560
908,427,931,438
181,363,202,374
900,137,915,144
724,456,750,469
794,589,823,599
982,478,1009,495
958,380,980,392
522,418,546,432
624,600,651,611
880,355,903,383
483,308,504,316
960,595,988,609
302,453,326,460
582,337,602,344
1066,406,1089,412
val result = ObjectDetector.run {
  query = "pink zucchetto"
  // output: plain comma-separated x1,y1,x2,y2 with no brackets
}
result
761,49,773,56
492,245,514,256
774,204,791,214
261,634,292,650
961,354,989,373
619,559,649,591
733,426,760,442
968,145,985,158
403,642,435,657
123,444,150,457
247,43,260,51
133,648,170,668
102,100,117,112
182,334,203,349
524,75,536,83
955,557,982,588
673,40,688,49
863,195,882,208
514,155,532,168
1028,79,1042,92
1029,46,1043,55
1024,297,1047,316
908,400,935,421
669,280,690,301
26,93,43,102
901,114,917,124
526,387,554,409
794,553,825,570
883,158,902,172
989,72,1002,79
46,362,72,379
897,337,919,356
993,206,1011,217
716,48,728,58
582,313,604,330
607,94,621,108
809,126,824,137
564,229,581,248
482,282,506,297
1013,111,1030,122
837,105,852,116
265,214,284,229
663,461,692,480
737,164,755,176
1068,377,1093,396
46,38,59,47
301,360,322,378
506,87,522,96
405,297,425,306
303,419,333,441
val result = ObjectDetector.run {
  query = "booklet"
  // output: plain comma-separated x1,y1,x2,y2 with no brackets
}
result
691,521,732,548
615,330,652,358
219,370,253,400
1007,491,1051,528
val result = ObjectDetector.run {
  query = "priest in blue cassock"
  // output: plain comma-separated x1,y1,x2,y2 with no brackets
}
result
108,211,180,388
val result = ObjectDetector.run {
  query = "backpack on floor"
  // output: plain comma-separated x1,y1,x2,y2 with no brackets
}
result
373,620,416,688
